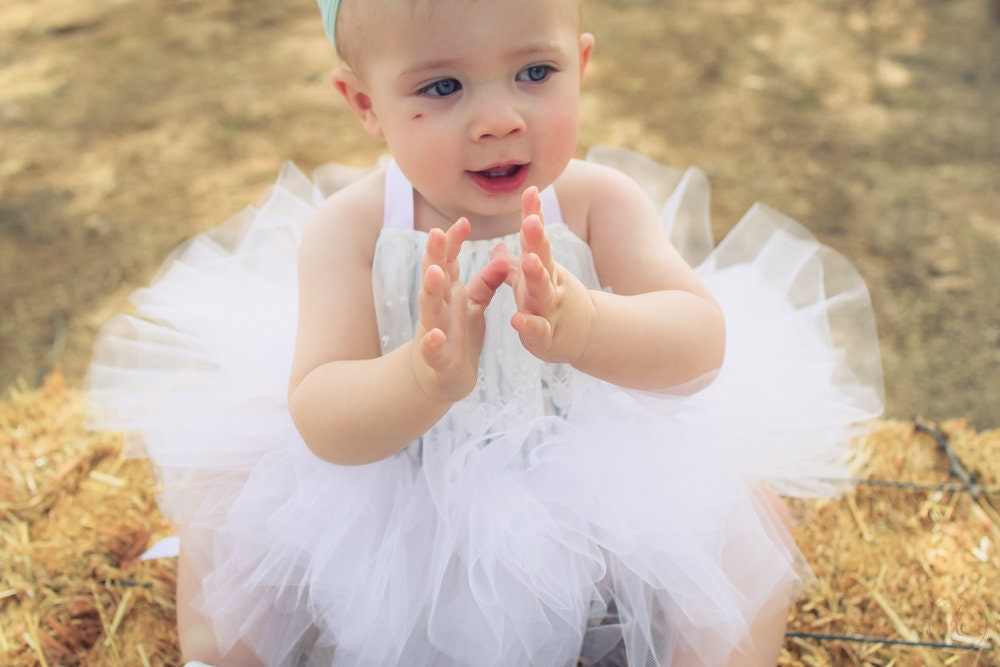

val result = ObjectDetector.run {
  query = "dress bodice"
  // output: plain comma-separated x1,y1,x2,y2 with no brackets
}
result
371,162,602,448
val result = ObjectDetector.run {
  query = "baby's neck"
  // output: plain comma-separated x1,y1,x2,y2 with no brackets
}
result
412,195,523,241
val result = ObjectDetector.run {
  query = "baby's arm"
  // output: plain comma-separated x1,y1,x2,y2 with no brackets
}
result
288,182,507,465
509,167,725,391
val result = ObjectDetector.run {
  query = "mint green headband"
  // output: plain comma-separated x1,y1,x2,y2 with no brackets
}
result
318,0,342,50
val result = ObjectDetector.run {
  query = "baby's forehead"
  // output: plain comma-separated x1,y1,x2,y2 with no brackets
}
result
344,0,579,28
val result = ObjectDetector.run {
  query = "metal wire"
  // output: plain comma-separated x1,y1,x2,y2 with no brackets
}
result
789,421,999,655
786,630,994,652
852,477,1000,494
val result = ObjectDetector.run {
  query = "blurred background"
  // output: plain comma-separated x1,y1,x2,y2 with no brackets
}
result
1,0,998,427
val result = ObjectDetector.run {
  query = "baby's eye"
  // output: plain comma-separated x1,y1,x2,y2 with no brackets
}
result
420,78,462,97
517,65,554,83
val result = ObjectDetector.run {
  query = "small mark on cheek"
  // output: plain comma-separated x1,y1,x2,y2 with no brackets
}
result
411,113,423,121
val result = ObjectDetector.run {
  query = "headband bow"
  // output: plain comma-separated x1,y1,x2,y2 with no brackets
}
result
317,0,342,50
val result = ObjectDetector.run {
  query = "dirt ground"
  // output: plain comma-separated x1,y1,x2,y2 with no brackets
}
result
1,0,998,427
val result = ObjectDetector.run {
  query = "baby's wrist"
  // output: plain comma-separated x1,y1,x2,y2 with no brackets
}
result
565,290,598,369
570,290,597,366
557,275,596,364
408,338,463,408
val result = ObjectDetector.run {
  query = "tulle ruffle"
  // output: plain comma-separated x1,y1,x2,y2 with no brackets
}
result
87,147,883,666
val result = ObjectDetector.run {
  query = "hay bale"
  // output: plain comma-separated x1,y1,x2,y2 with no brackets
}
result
784,422,1000,666
0,373,179,666
1,374,997,665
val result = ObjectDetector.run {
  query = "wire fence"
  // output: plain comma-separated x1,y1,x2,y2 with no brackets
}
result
783,419,999,656
785,630,993,653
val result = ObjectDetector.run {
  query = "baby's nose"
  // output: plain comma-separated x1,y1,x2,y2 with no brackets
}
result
469,90,526,141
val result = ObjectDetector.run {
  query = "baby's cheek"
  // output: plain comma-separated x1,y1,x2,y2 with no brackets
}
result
540,107,580,162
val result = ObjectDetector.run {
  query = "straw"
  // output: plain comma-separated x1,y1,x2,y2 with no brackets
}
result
2,373,997,665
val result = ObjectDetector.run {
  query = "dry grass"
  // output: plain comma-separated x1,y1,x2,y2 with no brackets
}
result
0,373,179,666
1,374,997,666
783,422,1000,666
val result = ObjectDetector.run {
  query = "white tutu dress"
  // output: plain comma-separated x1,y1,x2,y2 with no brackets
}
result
87,147,883,666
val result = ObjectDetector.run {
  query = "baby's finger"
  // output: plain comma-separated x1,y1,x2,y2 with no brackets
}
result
490,244,521,288
419,264,450,331
520,213,554,274
443,217,470,280
466,253,509,309
419,327,448,370
445,218,471,255
521,186,543,224
511,311,551,353
517,252,554,315
422,227,448,276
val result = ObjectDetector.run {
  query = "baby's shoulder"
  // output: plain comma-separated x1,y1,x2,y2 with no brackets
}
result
555,159,661,241
301,167,387,266
556,158,626,198
310,167,386,236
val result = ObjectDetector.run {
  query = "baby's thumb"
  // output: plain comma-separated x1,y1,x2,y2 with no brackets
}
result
511,312,550,354
467,254,509,308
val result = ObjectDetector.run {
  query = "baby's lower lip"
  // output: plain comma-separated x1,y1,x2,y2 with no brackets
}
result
468,164,529,195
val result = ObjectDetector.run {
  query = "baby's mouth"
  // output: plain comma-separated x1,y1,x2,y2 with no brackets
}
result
468,162,530,195
476,164,523,179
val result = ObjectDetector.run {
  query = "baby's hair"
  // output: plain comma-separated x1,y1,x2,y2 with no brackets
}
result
335,0,477,68
333,0,583,72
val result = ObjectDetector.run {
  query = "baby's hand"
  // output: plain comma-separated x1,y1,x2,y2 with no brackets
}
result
507,187,595,364
413,218,508,404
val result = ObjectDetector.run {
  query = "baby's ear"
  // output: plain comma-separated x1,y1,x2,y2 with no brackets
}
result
578,33,595,79
331,68,383,138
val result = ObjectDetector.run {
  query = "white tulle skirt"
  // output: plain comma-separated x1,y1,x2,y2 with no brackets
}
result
87,148,883,666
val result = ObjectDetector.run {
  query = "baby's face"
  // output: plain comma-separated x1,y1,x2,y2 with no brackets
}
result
351,0,592,230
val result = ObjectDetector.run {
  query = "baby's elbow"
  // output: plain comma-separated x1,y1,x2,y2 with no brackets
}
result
308,441,379,467
668,304,725,396
288,387,352,466
290,397,400,467
293,420,374,467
